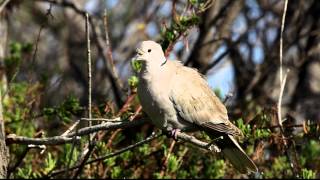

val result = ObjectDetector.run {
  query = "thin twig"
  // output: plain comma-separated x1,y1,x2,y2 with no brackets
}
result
68,119,147,137
277,0,299,177
72,143,95,178
7,131,45,178
202,49,229,74
160,140,176,177
196,0,215,14
223,92,233,105
129,105,142,121
105,95,141,147
85,132,160,164
7,131,46,179
172,0,178,24
80,117,121,122
106,129,122,147
277,0,288,129
99,94,139,146
277,0,289,135
47,132,162,177
7,144,47,178
65,120,80,177
66,13,94,179
31,3,53,66
117,92,136,116
86,13,93,137
277,69,290,126
7,147,30,178
0,0,10,13
61,120,80,137
103,9,123,89
279,0,288,83
277,0,290,148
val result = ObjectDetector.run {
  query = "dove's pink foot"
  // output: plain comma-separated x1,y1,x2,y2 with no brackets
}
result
170,129,181,140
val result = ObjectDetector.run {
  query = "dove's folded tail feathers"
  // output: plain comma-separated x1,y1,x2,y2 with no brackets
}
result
209,133,258,174
220,135,258,174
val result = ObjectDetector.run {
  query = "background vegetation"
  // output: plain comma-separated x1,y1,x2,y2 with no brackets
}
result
0,0,319,178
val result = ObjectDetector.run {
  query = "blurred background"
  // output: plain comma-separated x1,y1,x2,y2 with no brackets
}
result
0,0,319,178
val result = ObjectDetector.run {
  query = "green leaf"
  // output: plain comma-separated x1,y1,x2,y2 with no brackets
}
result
44,152,57,174
189,0,198,5
43,108,55,116
254,128,271,139
302,168,316,179
131,59,142,73
22,42,33,53
205,159,226,179
111,166,122,178
236,118,251,137
128,75,139,87
167,155,179,173
10,42,22,54
138,144,151,156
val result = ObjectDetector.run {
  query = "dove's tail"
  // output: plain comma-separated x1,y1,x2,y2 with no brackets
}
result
218,134,258,174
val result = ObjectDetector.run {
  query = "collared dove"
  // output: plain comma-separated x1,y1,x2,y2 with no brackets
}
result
133,40,258,174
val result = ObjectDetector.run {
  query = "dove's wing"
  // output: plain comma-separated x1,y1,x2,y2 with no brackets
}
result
168,62,258,173
169,62,243,138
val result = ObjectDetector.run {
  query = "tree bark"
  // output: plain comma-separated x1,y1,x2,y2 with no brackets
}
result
0,10,9,178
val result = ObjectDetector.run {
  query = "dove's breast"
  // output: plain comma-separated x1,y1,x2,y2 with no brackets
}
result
137,76,171,129
137,62,194,131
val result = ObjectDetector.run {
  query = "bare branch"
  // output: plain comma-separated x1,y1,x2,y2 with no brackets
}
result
277,0,289,129
80,117,121,122
66,119,147,137
5,117,221,156
6,119,147,145
6,134,81,145
279,0,288,83
175,131,220,153
86,12,92,131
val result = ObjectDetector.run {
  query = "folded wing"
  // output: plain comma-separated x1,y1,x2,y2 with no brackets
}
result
169,62,242,138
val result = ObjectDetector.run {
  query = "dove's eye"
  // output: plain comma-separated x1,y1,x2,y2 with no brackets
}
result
148,49,151,53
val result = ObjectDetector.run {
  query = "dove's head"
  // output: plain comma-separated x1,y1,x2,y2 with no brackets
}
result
133,41,167,67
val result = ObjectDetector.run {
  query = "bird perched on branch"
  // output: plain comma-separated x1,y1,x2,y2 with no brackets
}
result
132,40,258,174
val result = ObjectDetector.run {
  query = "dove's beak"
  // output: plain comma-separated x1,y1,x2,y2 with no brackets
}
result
132,48,145,63
136,48,144,56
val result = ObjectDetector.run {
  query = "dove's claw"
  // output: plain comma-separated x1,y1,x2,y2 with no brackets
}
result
170,129,181,140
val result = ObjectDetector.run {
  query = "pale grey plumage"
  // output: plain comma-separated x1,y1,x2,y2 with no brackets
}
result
133,40,258,174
